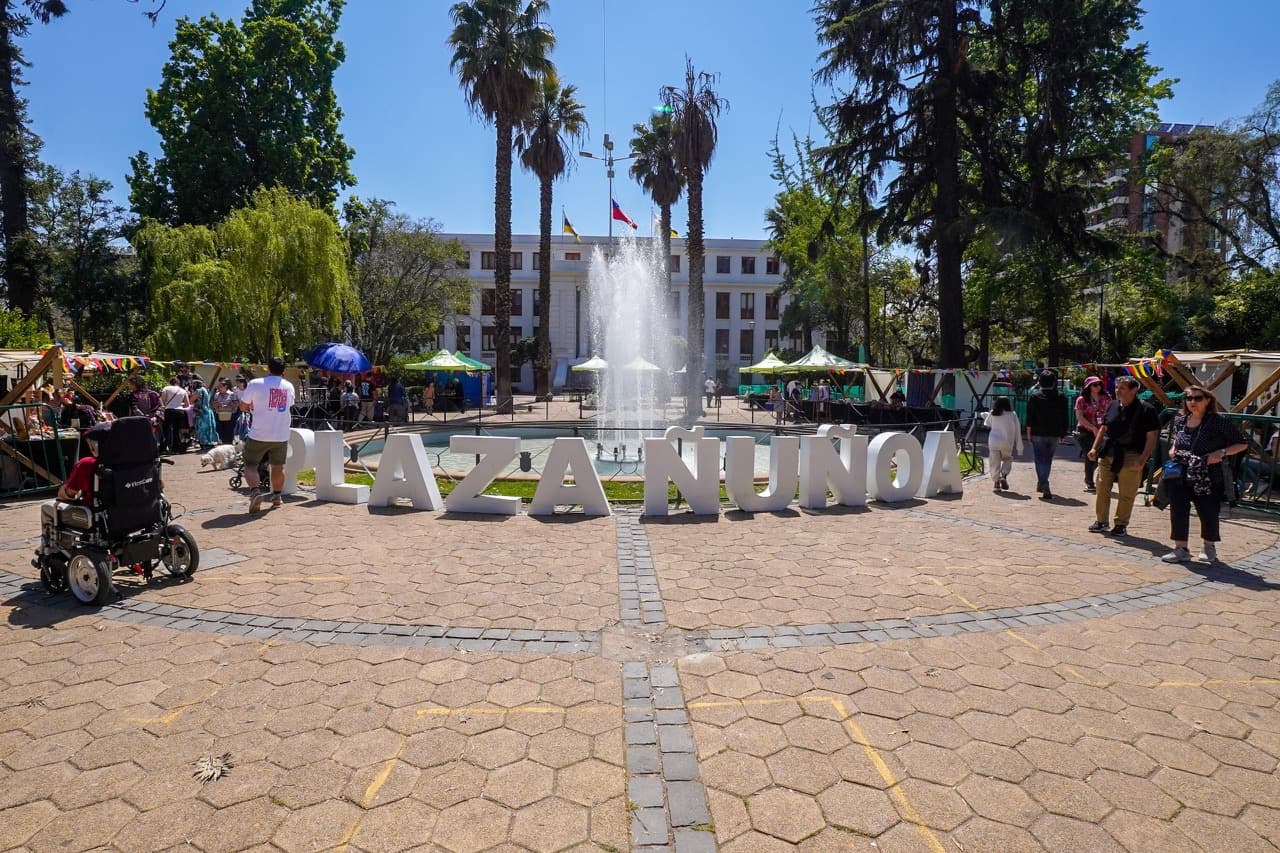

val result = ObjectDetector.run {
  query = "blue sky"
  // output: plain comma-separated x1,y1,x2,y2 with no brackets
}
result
25,0,1280,240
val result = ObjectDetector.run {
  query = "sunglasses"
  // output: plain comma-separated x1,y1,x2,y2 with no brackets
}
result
1185,395,1208,402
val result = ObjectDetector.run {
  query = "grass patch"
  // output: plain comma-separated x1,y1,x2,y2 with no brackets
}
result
295,469,707,503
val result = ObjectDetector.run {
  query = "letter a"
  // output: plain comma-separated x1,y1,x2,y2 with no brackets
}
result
529,437,610,516
917,430,963,497
369,433,442,509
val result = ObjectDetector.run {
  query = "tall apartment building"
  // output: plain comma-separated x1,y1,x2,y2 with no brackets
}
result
1087,122,1218,258
437,233,798,393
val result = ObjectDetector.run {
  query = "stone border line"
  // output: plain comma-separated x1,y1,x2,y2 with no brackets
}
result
0,569,600,654
623,661,715,852
616,509,666,626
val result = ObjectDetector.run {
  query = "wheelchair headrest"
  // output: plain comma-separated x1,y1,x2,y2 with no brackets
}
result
94,416,158,466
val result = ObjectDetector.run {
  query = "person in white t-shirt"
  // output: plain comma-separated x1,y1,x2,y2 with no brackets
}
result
159,377,189,453
238,357,296,513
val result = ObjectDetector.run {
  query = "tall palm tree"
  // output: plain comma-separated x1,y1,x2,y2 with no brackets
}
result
0,0,67,316
518,71,586,401
662,57,727,417
448,0,554,413
629,112,684,300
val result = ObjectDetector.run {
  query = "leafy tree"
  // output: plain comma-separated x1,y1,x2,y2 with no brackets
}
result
0,304,45,347
129,0,354,225
0,1,65,316
661,57,727,416
28,166,144,351
629,112,685,296
449,0,554,413
137,186,352,360
518,71,586,400
970,0,1168,365
814,0,982,368
342,197,471,367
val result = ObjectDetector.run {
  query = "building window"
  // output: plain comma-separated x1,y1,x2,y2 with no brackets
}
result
511,289,523,316
669,255,681,272
532,252,543,270
741,256,756,274
480,251,496,270
457,251,471,270
740,292,755,320
765,293,780,320
510,252,523,270
764,329,780,352
456,324,472,352
564,251,581,261
739,329,754,361
668,292,680,319
481,288,496,316
766,256,780,275
510,364,522,383
716,256,731,274
715,292,730,319
533,289,543,317
715,329,730,355
790,332,803,350
481,326,497,353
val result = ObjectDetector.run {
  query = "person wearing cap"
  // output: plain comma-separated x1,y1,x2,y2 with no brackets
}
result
1074,376,1112,493
1024,369,1070,500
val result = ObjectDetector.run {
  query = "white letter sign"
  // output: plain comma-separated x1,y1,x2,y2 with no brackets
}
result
799,424,868,509
643,426,720,516
529,437,610,516
867,432,924,503
446,436,520,515
725,435,798,512
369,433,442,510
315,430,369,504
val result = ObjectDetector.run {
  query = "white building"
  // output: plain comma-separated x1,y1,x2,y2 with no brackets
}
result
438,233,802,392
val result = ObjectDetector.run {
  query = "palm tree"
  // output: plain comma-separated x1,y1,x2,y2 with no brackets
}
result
629,112,684,301
518,71,586,401
661,57,727,417
0,1,67,316
448,0,554,413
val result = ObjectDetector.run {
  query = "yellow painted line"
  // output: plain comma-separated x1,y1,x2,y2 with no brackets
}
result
417,704,616,717
1157,677,1280,688
687,696,835,711
831,698,946,853
337,734,409,851
1002,629,1110,687
926,575,979,610
127,704,193,725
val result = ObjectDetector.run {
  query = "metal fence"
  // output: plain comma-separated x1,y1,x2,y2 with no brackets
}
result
0,403,78,499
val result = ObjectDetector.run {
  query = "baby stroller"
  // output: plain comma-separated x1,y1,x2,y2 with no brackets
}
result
33,416,199,605
228,456,269,491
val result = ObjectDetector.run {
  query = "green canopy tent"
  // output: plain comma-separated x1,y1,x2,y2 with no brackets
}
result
404,350,480,421
787,344,865,372
454,351,492,371
743,351,792,376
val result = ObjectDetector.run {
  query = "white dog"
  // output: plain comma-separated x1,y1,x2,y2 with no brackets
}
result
201,444,239,470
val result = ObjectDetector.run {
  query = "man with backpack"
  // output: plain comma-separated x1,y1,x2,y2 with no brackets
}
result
1024,369,1070,500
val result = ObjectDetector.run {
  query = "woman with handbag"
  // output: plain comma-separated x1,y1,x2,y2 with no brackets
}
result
1161,385,1248,563
212,377,240,445
1074,376,1111,493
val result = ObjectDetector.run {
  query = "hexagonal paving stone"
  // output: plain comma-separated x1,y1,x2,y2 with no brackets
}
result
766,746,839,795
482,759,555,809
433,798,512,853
273,799,362,853
816,781,899,837
555,757,621,806
748,787,827,844
464,728,528,769
510,795,590,851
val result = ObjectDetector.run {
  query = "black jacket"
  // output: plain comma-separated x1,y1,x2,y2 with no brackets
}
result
1025,387,1069,438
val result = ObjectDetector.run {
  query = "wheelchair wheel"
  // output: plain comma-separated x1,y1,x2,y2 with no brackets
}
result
160,525,199,578
66,549,113,606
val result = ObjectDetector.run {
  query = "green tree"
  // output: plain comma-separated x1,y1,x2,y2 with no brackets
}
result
129,0,354,225
342,198,471,367
661,57,727,416
971,0,1168,365
629,112,685,296
0,1,65,316
29,166,144,350
0,304,45,347
137,186,352,360
518,71,586,400
814,0,982,368
449,0,554,413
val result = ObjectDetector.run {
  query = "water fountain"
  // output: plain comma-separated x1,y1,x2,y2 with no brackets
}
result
585,236,674,458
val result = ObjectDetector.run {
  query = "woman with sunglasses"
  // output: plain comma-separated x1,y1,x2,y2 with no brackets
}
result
1161,385,1248,563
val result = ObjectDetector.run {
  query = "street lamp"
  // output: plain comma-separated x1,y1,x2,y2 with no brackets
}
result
579,133,636,243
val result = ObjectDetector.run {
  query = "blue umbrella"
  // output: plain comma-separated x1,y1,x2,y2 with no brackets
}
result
305,342,372,374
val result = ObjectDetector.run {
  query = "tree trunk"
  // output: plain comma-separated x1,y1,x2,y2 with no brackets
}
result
534,174,552,401
493,116,513,413
660,205,673,296
685,175,705,419
0,11,36,315
1042,263,1061,367
933,1,967,368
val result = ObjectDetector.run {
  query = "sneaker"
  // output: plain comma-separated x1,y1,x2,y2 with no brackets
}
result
1108,524,1128,537
1197,544,1218,563
1161,547,1192,563
1084,484,1096,493
999,479,1009,491
248,491,266,513
1088,521,1109,533
271,494,283,509
1040,491,1053,501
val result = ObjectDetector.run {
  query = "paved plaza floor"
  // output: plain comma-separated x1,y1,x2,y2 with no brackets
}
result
3,426,1280,852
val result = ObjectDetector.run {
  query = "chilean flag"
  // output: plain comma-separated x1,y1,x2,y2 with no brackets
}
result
611,198,639,230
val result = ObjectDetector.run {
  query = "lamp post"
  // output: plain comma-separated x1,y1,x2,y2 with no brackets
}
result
579,133,636,243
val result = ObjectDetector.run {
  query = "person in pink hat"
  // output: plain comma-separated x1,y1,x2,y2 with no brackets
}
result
1074,375,1112,493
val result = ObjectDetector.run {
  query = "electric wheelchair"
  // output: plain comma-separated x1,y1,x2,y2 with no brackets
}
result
33,416,199,605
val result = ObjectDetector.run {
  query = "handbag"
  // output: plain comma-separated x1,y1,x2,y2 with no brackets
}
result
1162,459,1185,481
